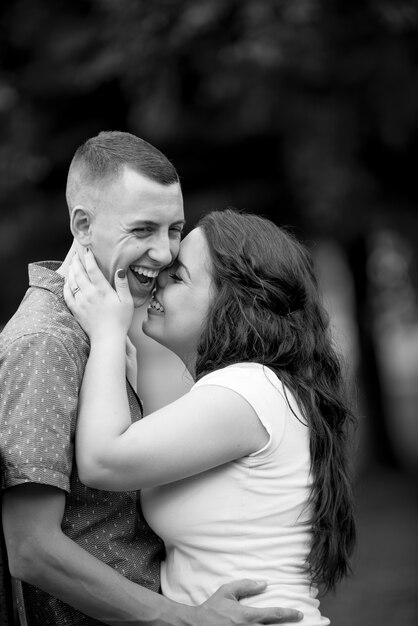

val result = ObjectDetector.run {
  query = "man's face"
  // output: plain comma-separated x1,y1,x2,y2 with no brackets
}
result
89,167,184,308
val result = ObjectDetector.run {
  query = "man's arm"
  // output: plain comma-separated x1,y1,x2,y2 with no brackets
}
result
2,483,174,625
2,484,302,625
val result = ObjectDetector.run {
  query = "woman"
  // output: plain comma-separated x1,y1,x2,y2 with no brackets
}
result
64,209,356,625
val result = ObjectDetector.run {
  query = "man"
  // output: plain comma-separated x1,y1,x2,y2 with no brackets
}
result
0,131,302,625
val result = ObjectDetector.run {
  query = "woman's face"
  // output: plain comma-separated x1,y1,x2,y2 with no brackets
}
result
142,227,214,368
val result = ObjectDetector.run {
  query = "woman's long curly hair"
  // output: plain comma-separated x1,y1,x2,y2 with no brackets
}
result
195,208,356,593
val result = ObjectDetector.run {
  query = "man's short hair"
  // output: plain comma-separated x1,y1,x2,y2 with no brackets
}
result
66,130,179,210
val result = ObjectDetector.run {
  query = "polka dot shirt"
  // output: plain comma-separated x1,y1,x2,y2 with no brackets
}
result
0,261,164,625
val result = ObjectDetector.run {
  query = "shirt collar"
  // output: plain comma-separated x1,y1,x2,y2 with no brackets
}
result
28,261,66,303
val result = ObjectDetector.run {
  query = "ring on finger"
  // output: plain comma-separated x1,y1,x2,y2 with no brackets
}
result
72,286,81,296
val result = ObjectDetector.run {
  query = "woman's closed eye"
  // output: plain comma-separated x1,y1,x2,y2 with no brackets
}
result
168,271,183,283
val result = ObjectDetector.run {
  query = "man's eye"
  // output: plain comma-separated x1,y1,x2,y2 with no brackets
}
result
170,228,183,238
133,227,152,235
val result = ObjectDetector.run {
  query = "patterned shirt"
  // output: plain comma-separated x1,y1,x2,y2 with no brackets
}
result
0,261,164,625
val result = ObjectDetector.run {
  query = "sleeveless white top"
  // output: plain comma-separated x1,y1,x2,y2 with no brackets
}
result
141,363,330,625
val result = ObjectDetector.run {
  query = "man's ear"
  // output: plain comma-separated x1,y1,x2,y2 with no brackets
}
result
70,204,93,245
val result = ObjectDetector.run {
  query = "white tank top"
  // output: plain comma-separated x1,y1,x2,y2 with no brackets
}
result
141,363,330,625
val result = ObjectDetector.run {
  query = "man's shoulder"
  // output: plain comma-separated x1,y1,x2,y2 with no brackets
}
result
0,288,89,367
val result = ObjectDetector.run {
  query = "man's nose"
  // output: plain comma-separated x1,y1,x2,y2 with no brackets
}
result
148,233,173,266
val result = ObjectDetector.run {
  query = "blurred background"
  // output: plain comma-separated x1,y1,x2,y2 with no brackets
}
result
0,1,417,623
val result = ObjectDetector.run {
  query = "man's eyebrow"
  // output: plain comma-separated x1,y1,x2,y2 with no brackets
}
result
132,219,186,227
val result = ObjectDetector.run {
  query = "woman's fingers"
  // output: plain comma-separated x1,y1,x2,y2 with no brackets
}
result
67,248,109,300
114,268,133,306
70,251,92,290
65,251,91,303
67,263,80,296
63,279,76,311
83,247,109,288
64,248,133,335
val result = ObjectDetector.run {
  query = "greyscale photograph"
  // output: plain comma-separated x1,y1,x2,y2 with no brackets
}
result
0,2,417,625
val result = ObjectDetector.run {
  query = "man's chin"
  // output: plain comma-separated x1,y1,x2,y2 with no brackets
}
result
132,294,151,309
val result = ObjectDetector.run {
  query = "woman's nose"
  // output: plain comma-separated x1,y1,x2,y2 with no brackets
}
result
157,269,169,288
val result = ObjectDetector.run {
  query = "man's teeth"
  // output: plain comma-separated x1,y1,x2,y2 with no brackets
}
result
130,266,159,278
130,266,160,285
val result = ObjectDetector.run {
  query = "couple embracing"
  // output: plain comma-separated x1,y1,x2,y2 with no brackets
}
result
0,131,355,625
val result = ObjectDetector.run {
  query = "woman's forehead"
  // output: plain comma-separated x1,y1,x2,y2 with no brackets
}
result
179,228,211,277
179,227,205,256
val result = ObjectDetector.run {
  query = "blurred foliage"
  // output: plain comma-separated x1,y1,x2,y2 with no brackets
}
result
1,0,418,465
1,0,418,221
1,0,417,293
0,6,416,249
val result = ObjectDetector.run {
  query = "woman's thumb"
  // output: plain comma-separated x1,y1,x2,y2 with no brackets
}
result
115,268,132,303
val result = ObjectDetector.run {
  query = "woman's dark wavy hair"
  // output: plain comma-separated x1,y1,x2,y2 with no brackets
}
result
195,208,356,593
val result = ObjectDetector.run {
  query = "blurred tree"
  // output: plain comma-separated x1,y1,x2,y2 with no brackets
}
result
2,0,418,216
1,0,418,464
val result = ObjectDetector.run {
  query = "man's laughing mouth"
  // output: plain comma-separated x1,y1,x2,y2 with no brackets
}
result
130,265,160,286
